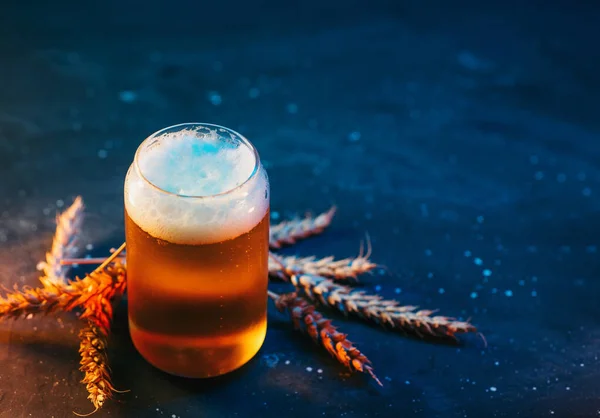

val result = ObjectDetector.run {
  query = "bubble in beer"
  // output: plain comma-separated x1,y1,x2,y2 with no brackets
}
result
125,125,269,245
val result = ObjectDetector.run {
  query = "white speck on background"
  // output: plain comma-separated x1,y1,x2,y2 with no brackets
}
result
286,103,298,114
208,91,222,106
119,90,137,103
249,87,260,98
348,131,361,142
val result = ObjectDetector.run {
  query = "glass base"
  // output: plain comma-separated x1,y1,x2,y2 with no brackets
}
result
129,318,267,378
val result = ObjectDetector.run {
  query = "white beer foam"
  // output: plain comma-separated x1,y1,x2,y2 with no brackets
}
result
125,127,269,245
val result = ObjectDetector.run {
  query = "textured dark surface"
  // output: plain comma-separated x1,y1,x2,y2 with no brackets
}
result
1,1,600,417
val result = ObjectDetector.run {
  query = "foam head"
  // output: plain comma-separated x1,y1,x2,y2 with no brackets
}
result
125,123,269,244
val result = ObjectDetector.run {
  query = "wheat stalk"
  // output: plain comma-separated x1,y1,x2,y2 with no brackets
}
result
269,290,381,386
291,274,477,340
0,245,126,321
37,196,85,285
269,206,336,249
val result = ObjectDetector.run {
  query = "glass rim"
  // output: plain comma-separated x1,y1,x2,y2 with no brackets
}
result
133,122,261,199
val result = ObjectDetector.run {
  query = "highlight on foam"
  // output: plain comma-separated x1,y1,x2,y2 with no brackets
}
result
125,123,269,245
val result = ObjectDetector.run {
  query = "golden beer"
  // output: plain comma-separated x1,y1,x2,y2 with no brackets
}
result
124,123,270,378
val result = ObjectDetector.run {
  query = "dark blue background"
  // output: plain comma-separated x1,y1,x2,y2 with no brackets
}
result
1,1,599,417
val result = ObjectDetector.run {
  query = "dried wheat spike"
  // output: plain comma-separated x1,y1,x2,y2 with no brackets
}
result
37,196,85,285
76,297,118,416
270,291,381,386
269,206,336,249
269,252,377,282
291,274,477,340
0,261,126,321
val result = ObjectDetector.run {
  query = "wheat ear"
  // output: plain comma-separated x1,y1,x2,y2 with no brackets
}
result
37,196,85,285
269,290,381,386
0,245,126,321
269,251,377,282
269,207,336,249
291,274,477,340
75,292,126,416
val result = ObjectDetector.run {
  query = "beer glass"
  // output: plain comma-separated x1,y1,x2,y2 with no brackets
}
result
124,123,270,378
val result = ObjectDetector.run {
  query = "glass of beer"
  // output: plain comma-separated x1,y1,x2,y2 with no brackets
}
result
124,122,270,378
